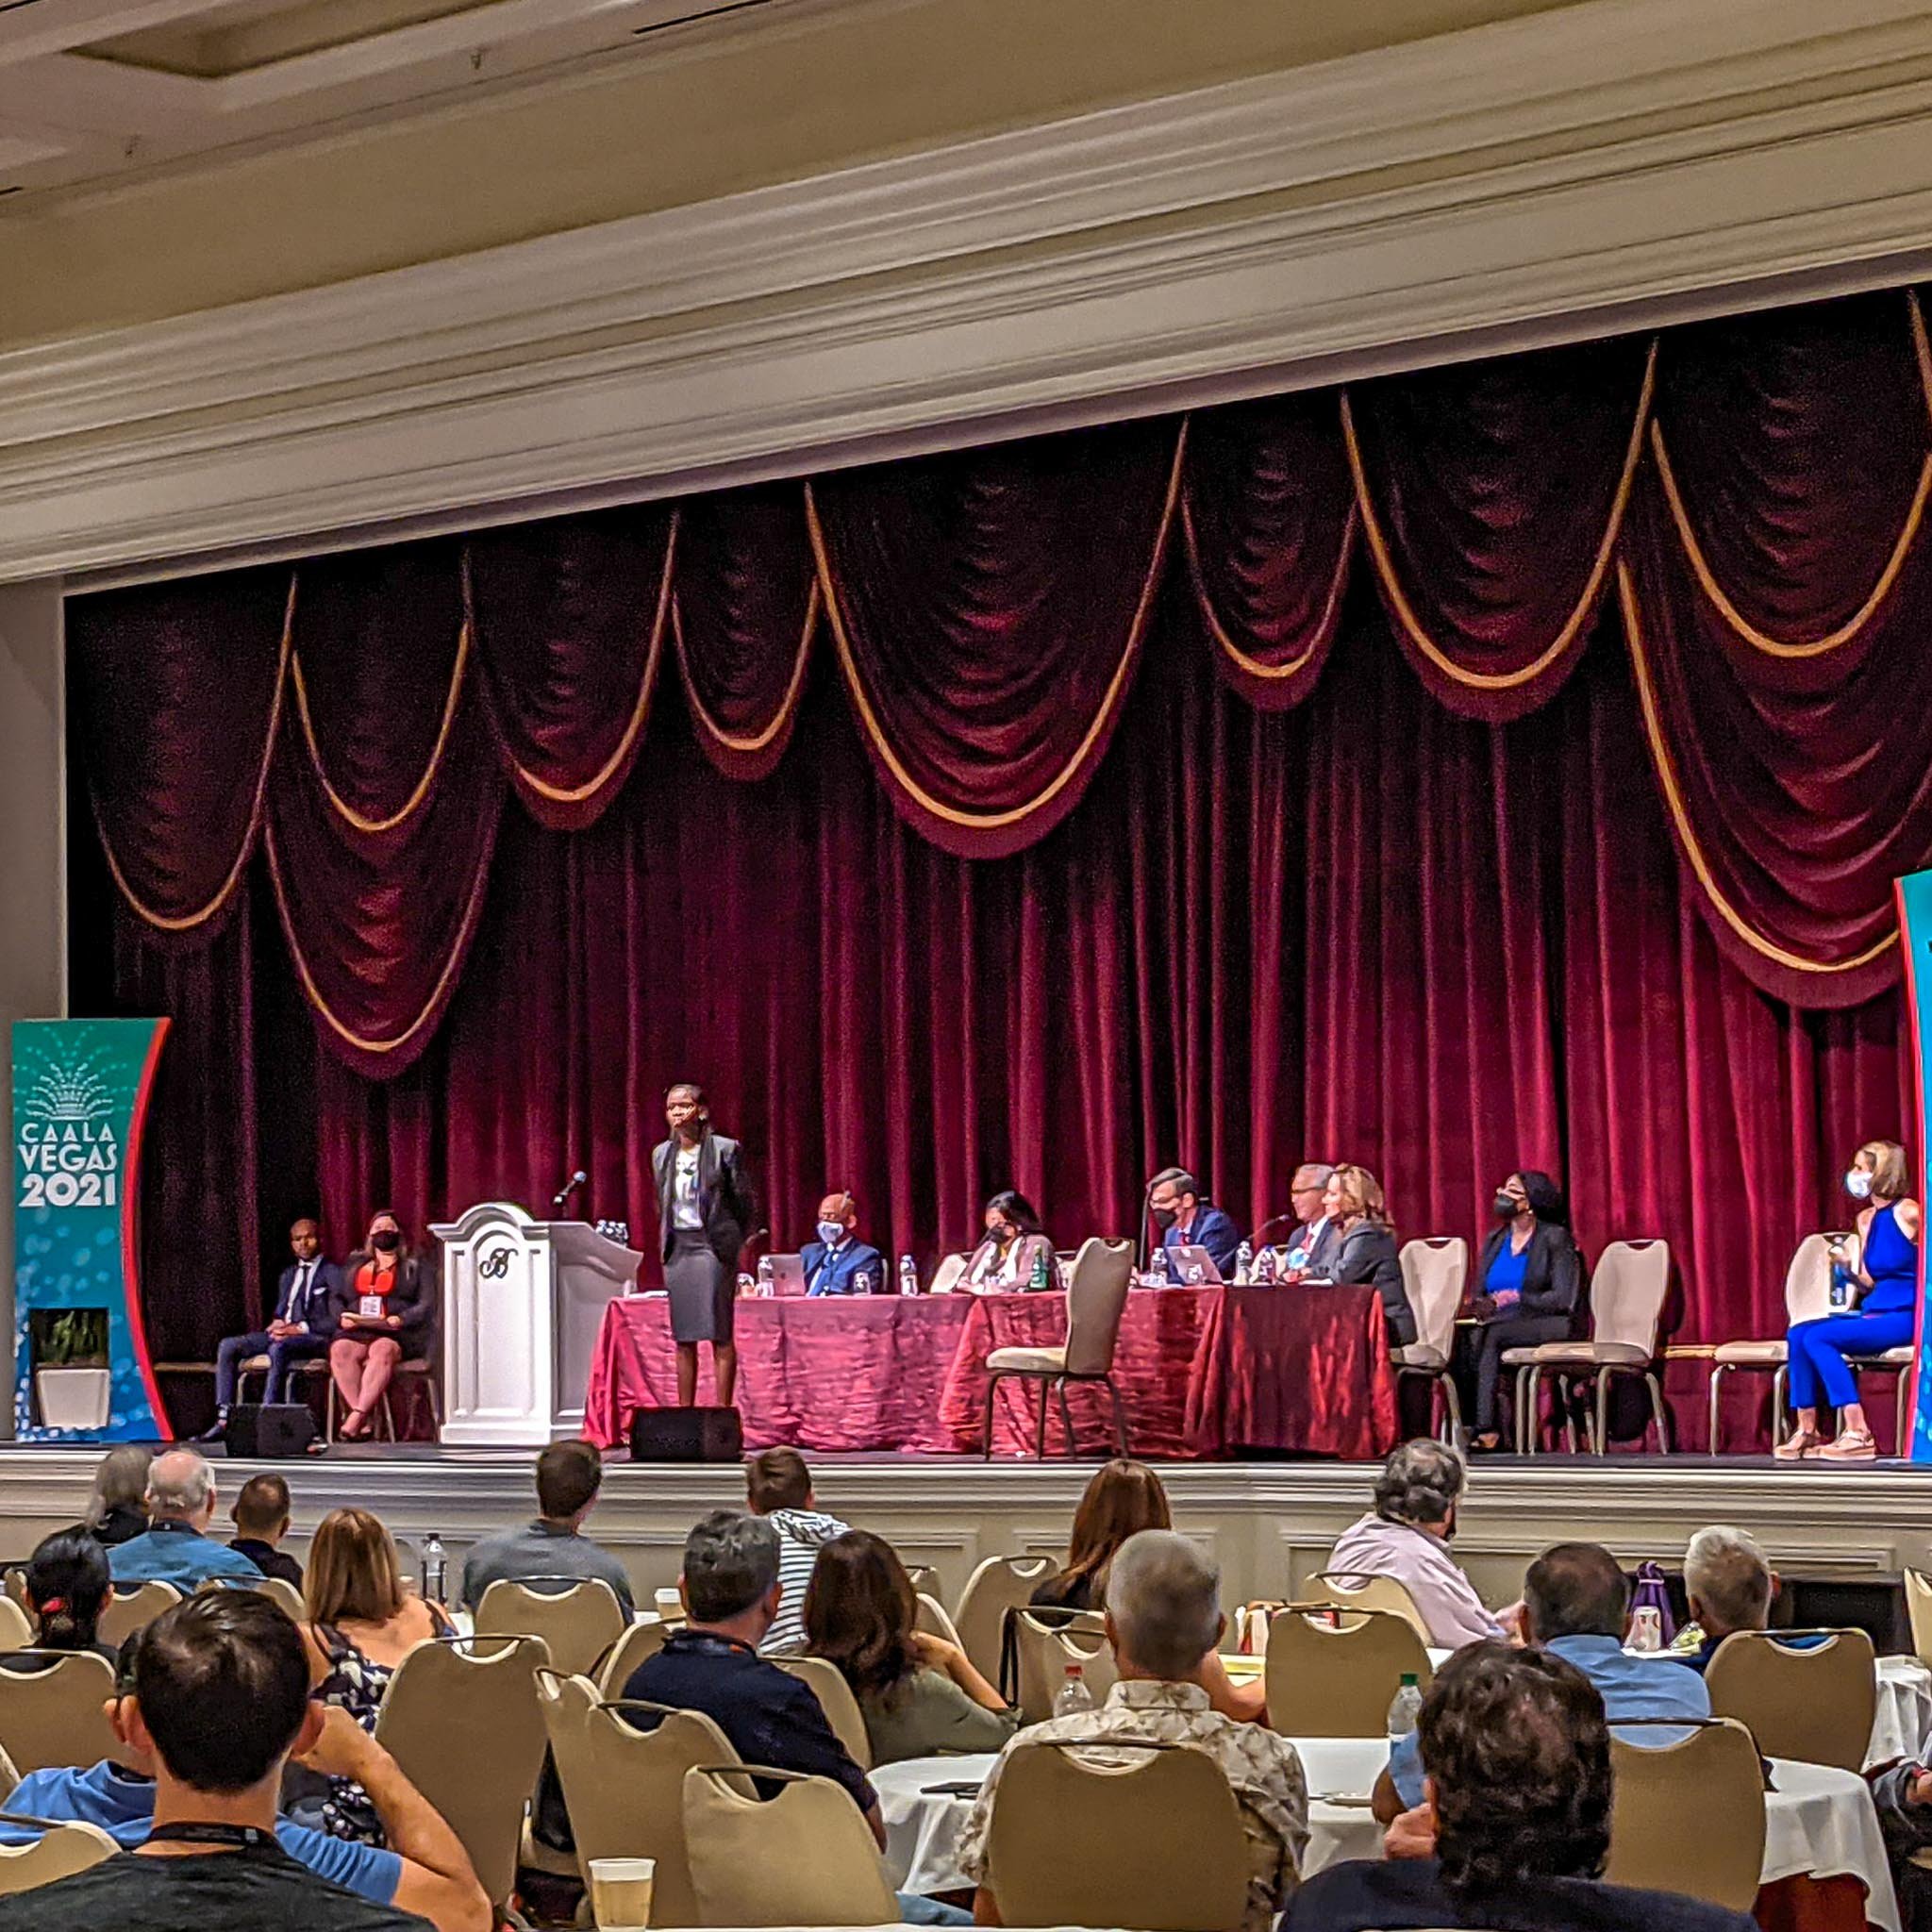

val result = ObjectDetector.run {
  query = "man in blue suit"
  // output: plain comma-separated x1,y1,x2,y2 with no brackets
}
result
1149,1168,1241,1279
799,1191,887,1296
200,1217,345,1441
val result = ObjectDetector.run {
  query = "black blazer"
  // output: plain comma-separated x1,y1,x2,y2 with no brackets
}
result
1474,1218,1586,1321
653,1131,757,1266
273,1257,346,1335
329,1249,437,1353
1335,1222,1417,1348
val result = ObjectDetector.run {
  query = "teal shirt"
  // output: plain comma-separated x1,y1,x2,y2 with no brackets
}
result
107,1521,262,1590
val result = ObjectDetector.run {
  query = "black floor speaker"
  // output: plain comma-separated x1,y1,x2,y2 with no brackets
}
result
226,1404,317,1458
628,1405,743,1462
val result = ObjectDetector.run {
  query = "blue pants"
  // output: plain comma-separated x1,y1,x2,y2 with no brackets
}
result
1787,1309,1915,1412
215,1330,327,1407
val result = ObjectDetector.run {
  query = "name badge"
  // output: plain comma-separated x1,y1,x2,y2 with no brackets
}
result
359,1294,385,1318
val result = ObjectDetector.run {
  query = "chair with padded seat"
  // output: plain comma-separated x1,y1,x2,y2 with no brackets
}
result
1907,1568,1932,1670
1605,1716,1766,1909
953,1554,1058,1687
913,1591,963,1649
0,1819,119,1896
475,1576,627,1678
1264,1605,1433,1737
1306,1570,1434,1647
0,1653,119,1774
1392,1238,1468,1442
1707,1234,1837,1452
1704,1627,1876,1771
594,1614,670,1697
1008,1607,1117,1724
0,1603,31,1654
979,1237,1135,1459
325,1357,442,1443
96,1580,181,1650
772,1654,874,1771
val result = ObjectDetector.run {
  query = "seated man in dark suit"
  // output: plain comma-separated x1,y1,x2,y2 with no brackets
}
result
1149,1167,1241,1278
799,1190,886,1296
200,1217,343,1441
1287,1641,1757,1932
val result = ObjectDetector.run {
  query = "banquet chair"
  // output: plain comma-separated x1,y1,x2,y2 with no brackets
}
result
983,1736,1248,1932
0,1653,118,1774
195,1574,306,1621
773,1655,874,1771
1705,1627,1876,1771
1507,1240,1673,1455
0,1603,31,1653
325,1357,442,1444
0,1574,25,1614
684,1761,897,1927
1306,1570,1434,1647
954,1554,1057,1685
1264,1605,1433,1737
914,1591,964,1649
594,1614,669,1696
1392,1238,1469,1442
475,1576,627,1678
1008,1607,1117,1724
1707,1234,1835,1452
979,1237,1135,1460
1906,1569,1932,1670
97,1579,181,1649
905,1564,941,1600
375,1634,551,1914
0,1819,118,1896
1605,1716,1766,1909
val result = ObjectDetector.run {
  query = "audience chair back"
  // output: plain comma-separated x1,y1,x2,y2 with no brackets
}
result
475,1576,627,1678
194,1574,306,1621
1009,1608,1118,1724
0,1819,118,1896
683,1761,896,1927
1783,1233,1837,1326
1396,1239,1468,1365
913,1591,963,1649
374,1633,550,1911
1606,1717,1767,1909
0,1574,25,1614
985,1736,1249,1932
1589,1241,1672,1356
1907,1569,1932,1671
1063,1238,1136,1375
772,1655,874,1771
0,1653,119,1774
906,1564,941,1600
1264,1606,1433,1737
1307,1570,1434,1646
0,1603,30,1654
594,1614,669,1697
96,1580,181,1649
1706,1628,1877,1771
954,1554,1058,1685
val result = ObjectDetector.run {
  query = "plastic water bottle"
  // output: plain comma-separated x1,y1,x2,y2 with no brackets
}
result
420,1532,447,1605
1055,1664,1095,1717
756,1256,774,1295
1149,1248,1170,1287
736,1272,756,1299
899,1254,920,1296
1830,1257,1853,1311
854,1269,874,1296
1386,1672,1423,1742
1234,1240,1253,1285
1029,1247,1051,1292
1254,1245,1277,1286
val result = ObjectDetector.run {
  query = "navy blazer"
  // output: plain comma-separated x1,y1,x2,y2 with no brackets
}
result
799,1238,887,1296
273,1257,345,1335
1164,1201,1241,1276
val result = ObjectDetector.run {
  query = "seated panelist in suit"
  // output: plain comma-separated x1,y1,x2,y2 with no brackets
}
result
800,1191,886,1296
327,1208,437,1441
1148,1167,1241,1278
200,1218,345,1441
1279,1161,1341,1279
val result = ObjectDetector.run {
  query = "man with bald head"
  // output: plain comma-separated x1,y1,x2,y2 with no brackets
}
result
799,1190,886,1297
108,1449,263,1588
201,1216,344,1441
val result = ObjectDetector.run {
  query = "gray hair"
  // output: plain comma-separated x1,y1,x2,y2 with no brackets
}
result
146,1449,215,1522
86,1445,153,1527
1291,1163,1336,1191
1107,1529,1222,1678
1374,1438,1467,1527
682,1509,780,1622
1685,1525,1772,1633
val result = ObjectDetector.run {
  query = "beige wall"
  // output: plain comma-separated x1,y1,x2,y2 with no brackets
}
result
0,0,1570,348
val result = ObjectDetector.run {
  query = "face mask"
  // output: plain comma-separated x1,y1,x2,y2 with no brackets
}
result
372,1229,401,1253
1152,1208,1177,1231
989,1224,1015,1244
816,1220,844,1245
1846,1170,1874,1200
1493,1192,1519,1220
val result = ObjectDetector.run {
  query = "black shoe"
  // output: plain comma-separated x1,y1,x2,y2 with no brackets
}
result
192,1414,228,1444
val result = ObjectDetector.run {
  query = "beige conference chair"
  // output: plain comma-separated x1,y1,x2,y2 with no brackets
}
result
983,1736,1249,1932
1705,1627,1877,1772
0,1653,119,1774
1264,1605,1433,1737
194,1574,306,1622
953,1554,1058,1686
1008,1607,1117,1724
1392,1238,1469,1442
1606,1716,1766,1909
1907,1569,1932,1669
1706,1233,1835,1451
980,1236,1136,1459
594,1614,669,1697
773,1655,874,1772
97,1579,182,1649
0,1819,119,1896
683,1762,897,1928
0,1604,31,1654
374,1633,550,1914
1307,1570,1434,1647
913,1592,963,1649
475,1576,627,1679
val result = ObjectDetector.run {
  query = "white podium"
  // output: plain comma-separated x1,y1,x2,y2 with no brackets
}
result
432,1201,643,1447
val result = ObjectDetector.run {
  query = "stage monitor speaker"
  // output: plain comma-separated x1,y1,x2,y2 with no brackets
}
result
226,1404,317,1458
629,1406,743,1462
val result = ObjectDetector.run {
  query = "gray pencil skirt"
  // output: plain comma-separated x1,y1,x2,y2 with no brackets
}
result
666,1228,735,1344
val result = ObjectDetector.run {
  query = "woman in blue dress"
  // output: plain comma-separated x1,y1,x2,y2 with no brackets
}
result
1776,1140,1922,1462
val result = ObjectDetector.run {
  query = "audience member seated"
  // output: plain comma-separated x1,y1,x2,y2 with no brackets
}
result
298,1508,453,1844
1328,1164,1418,1347
201,1216,344,1442
1456,1171,1586,1451
328,1209,436,1443
228,1474,304,1589
109,1451,262,1589
1671,1525,1805,1673
800,1190,887,1296
805,1529,1017,1763
1378,1541,1709,1821
1290,1642,1757,1932
84,1445,152,1548
1278,1162,1339,1278
1326,1441,1506,1650
958,1529,1307,1932
954,1190,1058,1292
3,1527,117,1669
1149,1167,1241,1278
745,1446,849,1657
1030,1457,1173,1614
1871,1758,1932,1932
0,1591,486,1932
458,1439,634,1615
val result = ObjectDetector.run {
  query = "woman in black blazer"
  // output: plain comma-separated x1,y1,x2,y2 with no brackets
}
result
1455,1169,1586,1450
1329,1164,1417,1349
653,1081,758,1408
326,1208,436,1441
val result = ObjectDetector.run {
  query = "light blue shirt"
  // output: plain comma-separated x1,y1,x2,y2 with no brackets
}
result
107,1520,263,1590
1389,1633,1710,1807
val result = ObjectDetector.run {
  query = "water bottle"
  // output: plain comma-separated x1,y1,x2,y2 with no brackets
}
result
1386,1672,1423,1742
1234,1240,1253,1286
756,1256,774,1295
1149,1248,1170,1287
1254,1244,1277,1286
736,1272,756,1299
1029,1247,1051,1292
1055,1664,1095,1717
899,1254,920,1297
854,1269,874,1296
420,1532,447,1605
1830,1257,1852,1311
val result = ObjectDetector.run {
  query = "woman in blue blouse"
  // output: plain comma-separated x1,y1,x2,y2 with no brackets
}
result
1776,1140,1922,1462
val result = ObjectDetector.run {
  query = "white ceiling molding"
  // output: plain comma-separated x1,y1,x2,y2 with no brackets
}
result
8,0,1932,584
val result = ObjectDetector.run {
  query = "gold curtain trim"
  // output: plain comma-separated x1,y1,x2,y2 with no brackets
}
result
95,572,294,933
475,512,675,807
1618,559,1895,975
263,812,496,1058
673,573,818,756
805,421,1186,833
1181,491,1356,679
1341,339,1657,690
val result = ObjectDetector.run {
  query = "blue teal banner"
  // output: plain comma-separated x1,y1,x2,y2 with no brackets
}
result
1900,874,1932,1463
11,1019,171,1441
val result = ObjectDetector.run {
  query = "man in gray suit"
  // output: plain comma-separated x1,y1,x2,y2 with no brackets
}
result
652,1081,757,1407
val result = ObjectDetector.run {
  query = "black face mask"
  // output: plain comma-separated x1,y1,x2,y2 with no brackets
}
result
1493,1193,1520,1220
372,1230,401,1253
1152,1208,1177,1232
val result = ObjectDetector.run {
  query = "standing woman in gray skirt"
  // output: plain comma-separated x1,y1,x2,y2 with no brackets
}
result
653,1081,758,1408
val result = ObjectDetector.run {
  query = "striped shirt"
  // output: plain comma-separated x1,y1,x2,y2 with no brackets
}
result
757,1507,850,1657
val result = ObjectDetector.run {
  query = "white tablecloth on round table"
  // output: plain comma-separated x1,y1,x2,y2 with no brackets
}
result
873,1755,998,1896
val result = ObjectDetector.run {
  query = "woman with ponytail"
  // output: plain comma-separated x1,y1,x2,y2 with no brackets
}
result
4,1527,116,1669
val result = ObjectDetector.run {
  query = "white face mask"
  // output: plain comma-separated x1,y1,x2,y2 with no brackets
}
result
1846,1170,1874,1200
816,1220,845,1245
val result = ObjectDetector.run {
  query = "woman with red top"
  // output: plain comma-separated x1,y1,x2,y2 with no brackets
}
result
326,1208,435,1441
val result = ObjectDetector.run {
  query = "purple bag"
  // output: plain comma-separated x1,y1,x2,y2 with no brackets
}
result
1631,1560,1676,1643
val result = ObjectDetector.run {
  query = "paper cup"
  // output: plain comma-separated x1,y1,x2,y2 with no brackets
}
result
655,1587,684,1621
589,1857,656,1930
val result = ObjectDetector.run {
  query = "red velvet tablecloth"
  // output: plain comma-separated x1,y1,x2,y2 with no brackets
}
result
584,1283,1399,1460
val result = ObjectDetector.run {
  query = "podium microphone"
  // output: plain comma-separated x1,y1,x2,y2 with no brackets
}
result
1250,1211,1298,1247
553,1169,588,1211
